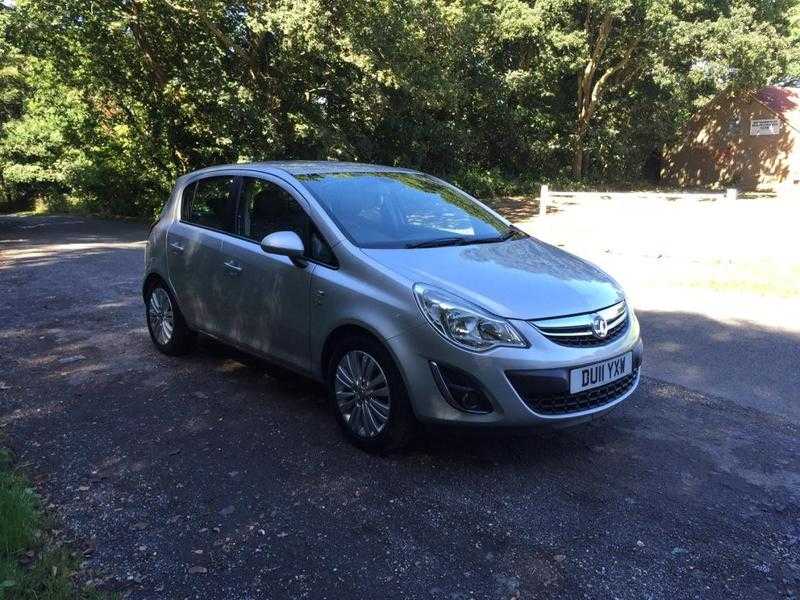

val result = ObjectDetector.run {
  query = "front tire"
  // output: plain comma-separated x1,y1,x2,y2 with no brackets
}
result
145,281,193,356
327,335,416,453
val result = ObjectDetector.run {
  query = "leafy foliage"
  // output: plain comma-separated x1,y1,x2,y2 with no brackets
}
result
788,2,800,84
0,0,796,217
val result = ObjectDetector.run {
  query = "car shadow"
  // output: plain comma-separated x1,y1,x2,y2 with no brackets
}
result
194,335,326,400
177,330,640,470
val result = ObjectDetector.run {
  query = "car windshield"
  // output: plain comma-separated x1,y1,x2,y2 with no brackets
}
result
295,172,513,249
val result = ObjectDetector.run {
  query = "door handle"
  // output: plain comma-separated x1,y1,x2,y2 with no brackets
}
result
223,260,243,275
169,241,185,254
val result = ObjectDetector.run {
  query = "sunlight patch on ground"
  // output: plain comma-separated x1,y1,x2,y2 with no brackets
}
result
504,194,800,332
2,241,145,261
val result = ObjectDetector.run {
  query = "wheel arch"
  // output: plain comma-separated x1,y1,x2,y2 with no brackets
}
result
142,272,184,316
142,271,168,301
320,323,407,390
321,321,420,449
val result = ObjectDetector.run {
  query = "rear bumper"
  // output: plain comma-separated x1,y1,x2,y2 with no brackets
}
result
385,312,643,428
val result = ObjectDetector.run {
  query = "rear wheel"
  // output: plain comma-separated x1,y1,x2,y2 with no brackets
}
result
145,281,194,355
328,335,416,453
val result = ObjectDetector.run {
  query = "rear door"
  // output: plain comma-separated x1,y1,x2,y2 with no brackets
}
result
166,174,237,334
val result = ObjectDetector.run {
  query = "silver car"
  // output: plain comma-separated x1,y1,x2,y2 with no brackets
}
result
143,161,642,452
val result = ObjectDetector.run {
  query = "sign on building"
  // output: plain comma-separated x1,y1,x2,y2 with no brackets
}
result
750,118,781,136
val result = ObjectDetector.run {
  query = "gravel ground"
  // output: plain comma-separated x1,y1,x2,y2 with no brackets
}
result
0,214,798,599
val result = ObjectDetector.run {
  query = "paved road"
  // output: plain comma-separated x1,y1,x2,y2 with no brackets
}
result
1,214,798,599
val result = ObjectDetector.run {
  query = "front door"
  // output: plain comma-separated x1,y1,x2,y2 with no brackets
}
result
222,175,314,370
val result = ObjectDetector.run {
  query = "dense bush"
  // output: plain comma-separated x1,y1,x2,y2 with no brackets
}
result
0,0,796,219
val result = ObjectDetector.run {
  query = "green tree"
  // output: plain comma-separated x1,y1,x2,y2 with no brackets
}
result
492,0,794,179
787,2,800,84
1,0,797,217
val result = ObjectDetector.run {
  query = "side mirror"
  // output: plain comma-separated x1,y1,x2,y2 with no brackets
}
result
260,231,306,267
260,230,305,257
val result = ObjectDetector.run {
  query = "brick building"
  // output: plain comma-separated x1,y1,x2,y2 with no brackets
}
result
663,86,800,194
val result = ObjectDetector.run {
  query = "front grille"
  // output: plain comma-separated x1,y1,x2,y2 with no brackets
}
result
510,368,639,415
531,301,628,347
546,317,629,347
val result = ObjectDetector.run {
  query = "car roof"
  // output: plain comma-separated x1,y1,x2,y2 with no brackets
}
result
182,160,417,179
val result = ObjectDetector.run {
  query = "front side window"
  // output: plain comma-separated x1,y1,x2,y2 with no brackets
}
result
296,172,513,249
239,177,309,242
183,176,236,233
239,177,338,267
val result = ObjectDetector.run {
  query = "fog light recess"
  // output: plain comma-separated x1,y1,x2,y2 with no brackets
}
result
430,362,493,414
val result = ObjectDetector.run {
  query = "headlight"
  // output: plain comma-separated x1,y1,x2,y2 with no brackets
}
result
413,283,527,351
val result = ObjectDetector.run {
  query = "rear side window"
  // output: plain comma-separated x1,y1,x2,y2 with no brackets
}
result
183,176,236,233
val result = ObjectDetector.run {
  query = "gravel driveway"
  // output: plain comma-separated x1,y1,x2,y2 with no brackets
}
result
0,214,798,599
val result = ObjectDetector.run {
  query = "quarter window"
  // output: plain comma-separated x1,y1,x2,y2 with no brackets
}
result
181,182,197,218
310,225,337,266
184,176,236,233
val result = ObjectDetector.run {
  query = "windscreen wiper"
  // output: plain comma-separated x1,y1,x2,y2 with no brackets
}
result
406,236,470,249
471,226,526,245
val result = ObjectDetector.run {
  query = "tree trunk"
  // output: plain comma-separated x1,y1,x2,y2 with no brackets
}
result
0,169,11,209
572,136,584,179
573,12,613,180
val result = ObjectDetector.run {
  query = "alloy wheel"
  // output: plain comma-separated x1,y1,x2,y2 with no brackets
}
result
334,350,391,438
148,287,175,346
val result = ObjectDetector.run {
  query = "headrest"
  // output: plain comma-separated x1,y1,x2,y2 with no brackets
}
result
252,189,285,220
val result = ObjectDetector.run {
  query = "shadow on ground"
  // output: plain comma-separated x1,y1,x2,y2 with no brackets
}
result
638,309,800,422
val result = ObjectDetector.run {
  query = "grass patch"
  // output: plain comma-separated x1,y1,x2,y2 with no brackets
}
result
0,447,104,600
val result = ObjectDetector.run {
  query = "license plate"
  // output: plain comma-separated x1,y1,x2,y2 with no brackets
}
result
570,352,632,394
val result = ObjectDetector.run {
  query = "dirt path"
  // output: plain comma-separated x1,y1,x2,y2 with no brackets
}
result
1,214,798,599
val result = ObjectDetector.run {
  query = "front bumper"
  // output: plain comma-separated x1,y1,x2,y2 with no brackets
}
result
386,312,643,428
